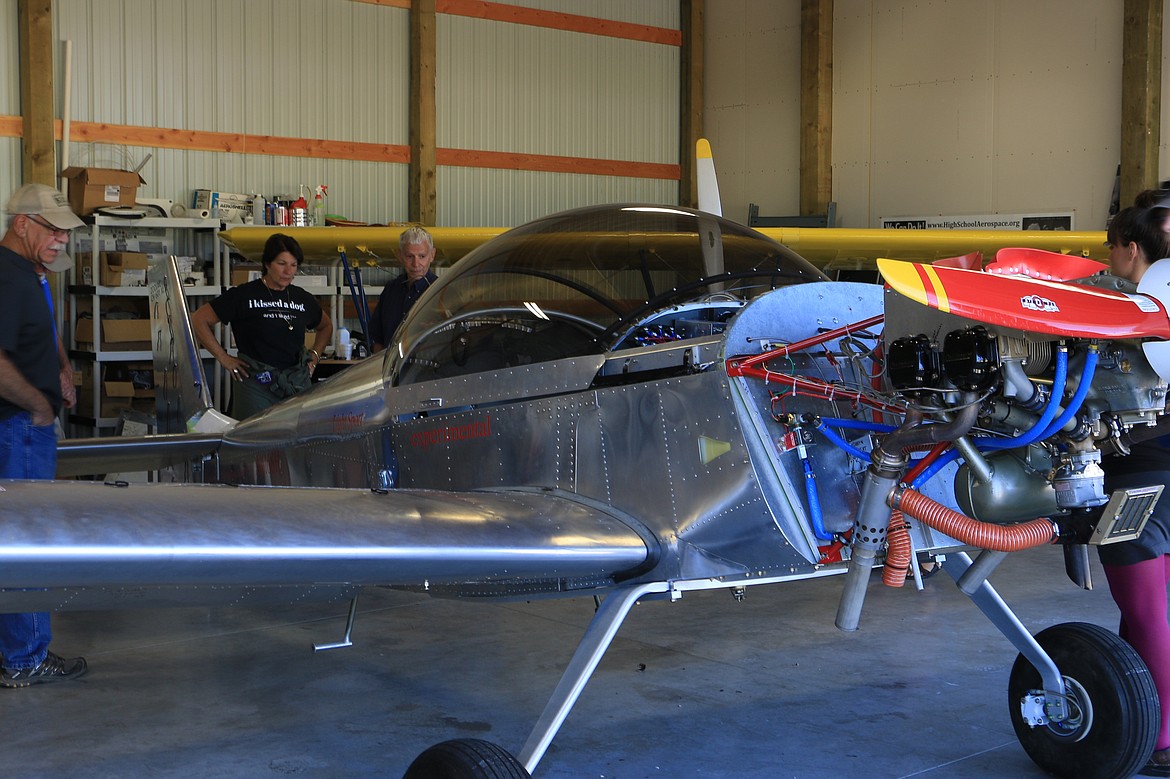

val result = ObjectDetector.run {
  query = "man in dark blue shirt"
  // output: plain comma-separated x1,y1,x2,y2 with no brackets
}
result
370,226,437,352
0,184,87,688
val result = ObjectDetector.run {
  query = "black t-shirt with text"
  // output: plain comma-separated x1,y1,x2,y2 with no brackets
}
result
211,279,323,368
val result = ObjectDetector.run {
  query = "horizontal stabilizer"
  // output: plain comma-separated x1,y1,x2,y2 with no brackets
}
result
56,433,223,478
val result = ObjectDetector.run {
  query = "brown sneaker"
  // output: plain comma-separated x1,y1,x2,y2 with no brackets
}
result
0,651,87,688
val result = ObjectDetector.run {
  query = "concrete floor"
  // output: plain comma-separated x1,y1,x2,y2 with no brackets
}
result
5,546,1133,779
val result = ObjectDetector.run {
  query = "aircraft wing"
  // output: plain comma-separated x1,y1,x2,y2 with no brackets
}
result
220,224,507,263
0,480,653,611
756,226,1107,268
222,223,1107,275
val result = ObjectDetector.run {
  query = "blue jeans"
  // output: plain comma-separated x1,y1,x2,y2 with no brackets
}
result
0,412,58,669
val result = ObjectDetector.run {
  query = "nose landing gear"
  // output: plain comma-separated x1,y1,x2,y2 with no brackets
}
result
1008,622,1159,779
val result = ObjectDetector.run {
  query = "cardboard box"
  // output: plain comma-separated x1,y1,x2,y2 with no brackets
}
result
73,252,96,285
61,167,145,216
75,317,152,350
103,318,152,344
102,381,155,399
76,386,154,418
193,190,253,221
296,274,329,288
102,361,154,400
100,252,150,287
231,264,262,286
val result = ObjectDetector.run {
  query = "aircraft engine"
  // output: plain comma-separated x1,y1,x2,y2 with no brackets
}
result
885,316,1168,518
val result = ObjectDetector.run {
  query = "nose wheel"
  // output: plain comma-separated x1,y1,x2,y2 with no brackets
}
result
1008,622,1159,779
403,739,530,779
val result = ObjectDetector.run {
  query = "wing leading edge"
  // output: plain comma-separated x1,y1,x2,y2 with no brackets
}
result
0,481,654,611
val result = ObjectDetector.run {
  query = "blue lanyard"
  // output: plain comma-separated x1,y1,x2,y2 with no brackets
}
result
40,275,57,346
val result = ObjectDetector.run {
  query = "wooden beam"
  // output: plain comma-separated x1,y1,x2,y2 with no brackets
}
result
17,0,55,184
799,0,832,218
1120,0,1162,205
409,0,438,225
678,0,704,208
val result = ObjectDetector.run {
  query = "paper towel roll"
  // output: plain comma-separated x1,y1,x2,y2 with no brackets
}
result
172,204,186,217
196,208,210,219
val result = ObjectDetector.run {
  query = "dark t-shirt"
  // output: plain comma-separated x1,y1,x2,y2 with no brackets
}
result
211,279,323,368
0,246,61,419
1100,434,1170,565
371,272,436,347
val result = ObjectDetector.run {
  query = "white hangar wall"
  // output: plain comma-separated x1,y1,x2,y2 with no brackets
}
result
0,0,679,227
706,0,1170,231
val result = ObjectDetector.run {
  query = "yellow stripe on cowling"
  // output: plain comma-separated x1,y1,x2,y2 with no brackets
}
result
876,258,929,305
920,263,951,313
877,258,957,313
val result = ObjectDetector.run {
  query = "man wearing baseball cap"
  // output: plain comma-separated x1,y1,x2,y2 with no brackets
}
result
0,183,87,687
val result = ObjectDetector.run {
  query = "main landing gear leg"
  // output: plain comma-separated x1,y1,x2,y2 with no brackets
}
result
517,581,668,774
941,552,1064,693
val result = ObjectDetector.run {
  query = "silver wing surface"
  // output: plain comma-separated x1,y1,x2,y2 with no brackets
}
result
0,480,653,612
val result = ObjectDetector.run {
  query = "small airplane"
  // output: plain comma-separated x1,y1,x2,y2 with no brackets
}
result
4,143,1167,778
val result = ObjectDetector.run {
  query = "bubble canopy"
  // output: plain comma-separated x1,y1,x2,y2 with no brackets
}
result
389,204,826,385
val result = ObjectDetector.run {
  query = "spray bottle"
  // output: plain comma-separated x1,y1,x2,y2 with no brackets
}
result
290,184,309,228
313,185,328,226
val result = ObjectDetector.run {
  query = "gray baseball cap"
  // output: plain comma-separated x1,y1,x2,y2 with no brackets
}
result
7,184,83,271
7,184,84,230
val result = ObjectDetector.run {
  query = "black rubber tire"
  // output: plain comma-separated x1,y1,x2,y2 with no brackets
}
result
1008,621,1159,779
403,739,531,779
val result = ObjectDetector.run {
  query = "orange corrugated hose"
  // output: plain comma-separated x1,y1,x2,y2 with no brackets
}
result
896,488,1056,551
882,509,911,587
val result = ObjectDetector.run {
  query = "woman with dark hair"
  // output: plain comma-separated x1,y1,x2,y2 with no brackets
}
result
1100,203,1170,776
192,233,333,418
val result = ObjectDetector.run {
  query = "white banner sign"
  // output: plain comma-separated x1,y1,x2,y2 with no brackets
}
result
880,213,1074,231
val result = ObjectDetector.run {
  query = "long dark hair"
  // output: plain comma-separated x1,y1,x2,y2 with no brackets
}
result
1108,205,1170,262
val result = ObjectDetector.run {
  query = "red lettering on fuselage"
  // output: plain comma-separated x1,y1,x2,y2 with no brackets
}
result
409,416,493,449
332,412,366,434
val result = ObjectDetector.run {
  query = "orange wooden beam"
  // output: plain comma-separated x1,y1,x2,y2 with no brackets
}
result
351,0,681,45
0,116,678,181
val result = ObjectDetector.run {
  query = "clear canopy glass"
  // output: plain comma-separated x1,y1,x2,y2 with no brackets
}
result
390,204,825,385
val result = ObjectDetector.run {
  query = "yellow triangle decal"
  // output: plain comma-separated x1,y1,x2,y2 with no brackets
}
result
698,436,731,465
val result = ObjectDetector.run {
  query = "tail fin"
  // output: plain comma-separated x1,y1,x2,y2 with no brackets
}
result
148,257,236,434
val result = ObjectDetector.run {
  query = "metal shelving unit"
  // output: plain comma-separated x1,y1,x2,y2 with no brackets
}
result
67,216,222,435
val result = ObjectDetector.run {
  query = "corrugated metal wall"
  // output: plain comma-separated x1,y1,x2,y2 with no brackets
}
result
1,0,679,228
1,0,20,202
438,9,679,224
52,0,411,224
